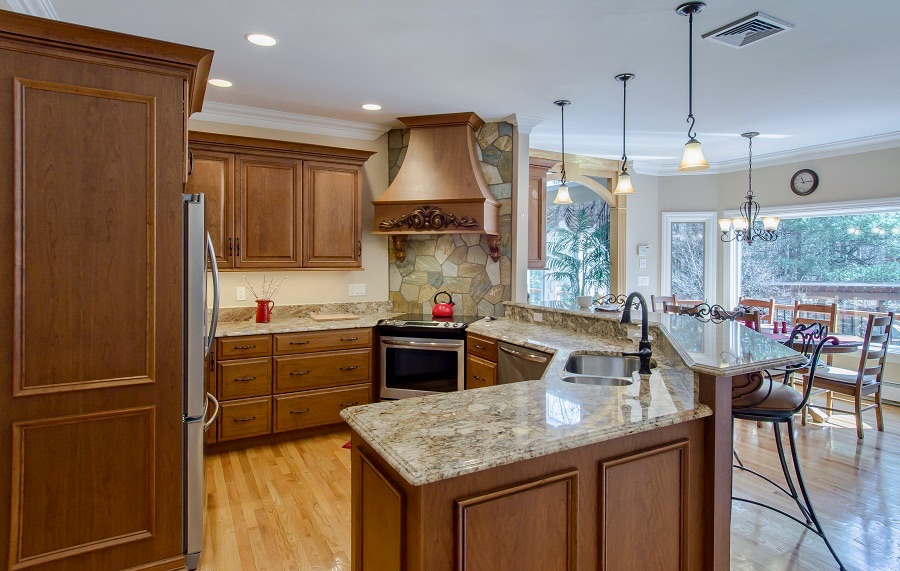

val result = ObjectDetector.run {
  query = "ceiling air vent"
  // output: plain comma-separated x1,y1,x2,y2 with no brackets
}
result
702,12,794,48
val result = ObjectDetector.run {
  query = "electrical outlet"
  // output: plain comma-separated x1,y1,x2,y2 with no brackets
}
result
637,276,650,287
236,286,246,301
639,258,647,269
349,283,366,297
533,312,543,322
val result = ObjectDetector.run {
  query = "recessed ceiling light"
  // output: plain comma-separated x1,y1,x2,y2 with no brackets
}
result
245,33,277,46
361,103,382,111
208,78,233,88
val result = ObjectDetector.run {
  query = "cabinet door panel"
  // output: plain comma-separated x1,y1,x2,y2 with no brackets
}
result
302,161,362,268
236,155,302,268
528,164,548,269
186,149,233,267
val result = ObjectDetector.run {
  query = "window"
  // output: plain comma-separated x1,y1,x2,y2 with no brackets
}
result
661,212,717,303
527,181,611,304
736,210,900,347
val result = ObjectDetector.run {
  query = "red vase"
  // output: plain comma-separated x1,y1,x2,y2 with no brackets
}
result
256,299,275,323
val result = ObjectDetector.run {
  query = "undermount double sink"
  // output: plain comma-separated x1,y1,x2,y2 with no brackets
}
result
560,354,653,386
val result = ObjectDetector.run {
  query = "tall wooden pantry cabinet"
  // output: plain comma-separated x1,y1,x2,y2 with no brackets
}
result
0,12,211,571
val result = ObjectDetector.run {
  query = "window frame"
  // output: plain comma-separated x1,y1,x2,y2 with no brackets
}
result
661,211,718,304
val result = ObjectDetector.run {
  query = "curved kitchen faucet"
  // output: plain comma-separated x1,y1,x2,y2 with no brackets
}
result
620,291,653,375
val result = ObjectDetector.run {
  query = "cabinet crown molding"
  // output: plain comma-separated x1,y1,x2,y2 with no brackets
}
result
189,131,375,164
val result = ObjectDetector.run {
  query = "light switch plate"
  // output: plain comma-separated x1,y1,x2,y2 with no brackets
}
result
236,286,246,301
637,275,650,286
637,244,650,257
349,283,366,297
639,258,647,269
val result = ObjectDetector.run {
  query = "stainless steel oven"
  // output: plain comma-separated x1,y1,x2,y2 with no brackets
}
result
378,314,479,399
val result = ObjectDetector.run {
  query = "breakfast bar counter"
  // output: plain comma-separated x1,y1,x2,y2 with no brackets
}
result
341,302,804,570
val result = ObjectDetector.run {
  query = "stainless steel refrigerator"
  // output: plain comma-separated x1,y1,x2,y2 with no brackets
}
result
183,194,220,570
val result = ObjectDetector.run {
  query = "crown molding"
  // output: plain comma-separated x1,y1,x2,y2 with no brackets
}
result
502,113,544,135
192,101,389,141
7,0,59,19
634,130,900,176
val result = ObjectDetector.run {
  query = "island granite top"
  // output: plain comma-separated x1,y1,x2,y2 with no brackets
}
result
342,318,712,486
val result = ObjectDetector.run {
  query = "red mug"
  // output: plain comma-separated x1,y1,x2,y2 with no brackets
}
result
256,299,275,323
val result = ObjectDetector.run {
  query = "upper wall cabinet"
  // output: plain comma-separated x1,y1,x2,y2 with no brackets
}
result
187,132,374,270
528,161,552,269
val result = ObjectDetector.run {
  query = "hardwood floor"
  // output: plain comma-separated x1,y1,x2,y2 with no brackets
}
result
200,405,900,570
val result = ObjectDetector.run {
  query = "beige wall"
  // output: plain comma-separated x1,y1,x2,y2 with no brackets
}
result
190,119,390,307
624,173,660,299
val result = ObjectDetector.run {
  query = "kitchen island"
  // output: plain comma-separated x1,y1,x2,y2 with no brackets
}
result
341,303,803,570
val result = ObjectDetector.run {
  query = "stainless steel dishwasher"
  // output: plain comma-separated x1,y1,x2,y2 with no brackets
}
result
497,341,552,384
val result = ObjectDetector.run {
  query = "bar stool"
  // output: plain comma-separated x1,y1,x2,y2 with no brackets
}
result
731,323,846,570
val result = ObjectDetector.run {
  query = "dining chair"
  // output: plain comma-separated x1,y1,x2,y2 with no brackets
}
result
678,299,703,308
740,310,761,332
800,312,894,439
650,294,675,313
739,297,775,324
793,301,837,330
732,324,845,570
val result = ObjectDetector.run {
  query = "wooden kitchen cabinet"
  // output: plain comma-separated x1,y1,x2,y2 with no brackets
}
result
188,132,374,270
528,162,551,269
303,161,363,268
236,154,303,268
187,149,234,266
466,355,496,389
0,12,212,571
209,330,373,450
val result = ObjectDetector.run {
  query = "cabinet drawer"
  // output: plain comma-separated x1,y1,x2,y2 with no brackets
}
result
467,355,496,389
467,333,497,362
217,335,272,360
274,328,371,354
275,349,370,393
274,384,371,432
218,396,271,441
217,357,272,400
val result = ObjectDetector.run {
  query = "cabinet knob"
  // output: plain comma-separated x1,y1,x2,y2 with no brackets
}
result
473,375,484,381
233,376,256,382
290,370,311,376
474,344,485,350
289,340,310,345
234,344,256,350
340,366,358,371
289,408,310,415
233,416,256,423
340,337,359,342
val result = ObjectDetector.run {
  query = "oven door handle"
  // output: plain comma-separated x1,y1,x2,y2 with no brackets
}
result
382,339,464,349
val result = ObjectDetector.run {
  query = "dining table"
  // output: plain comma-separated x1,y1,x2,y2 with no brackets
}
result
759,325,865,421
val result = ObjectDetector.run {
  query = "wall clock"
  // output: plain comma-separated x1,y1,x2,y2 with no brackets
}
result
790,169,819,196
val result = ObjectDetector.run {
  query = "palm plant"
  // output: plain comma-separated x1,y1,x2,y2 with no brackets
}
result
545,208,610,300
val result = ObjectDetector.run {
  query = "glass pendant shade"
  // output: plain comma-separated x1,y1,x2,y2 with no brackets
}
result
718,218,732,232
554,183,572,204
762,216,780,231
614,171,634,195
732,217,748,231
678,138,709,172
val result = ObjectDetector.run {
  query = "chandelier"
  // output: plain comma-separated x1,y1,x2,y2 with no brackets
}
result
719,132,780,243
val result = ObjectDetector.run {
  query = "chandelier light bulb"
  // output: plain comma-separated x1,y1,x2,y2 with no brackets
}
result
718,218,732,232
554,184,573,205
732,217,749,231
762,217,780,231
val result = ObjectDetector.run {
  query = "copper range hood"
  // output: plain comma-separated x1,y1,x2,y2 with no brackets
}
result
372,112,500,262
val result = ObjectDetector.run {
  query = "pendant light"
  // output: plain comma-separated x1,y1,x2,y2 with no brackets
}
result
614,73,635,195
718,132,779,244
553,99,573,204
676,2,709,172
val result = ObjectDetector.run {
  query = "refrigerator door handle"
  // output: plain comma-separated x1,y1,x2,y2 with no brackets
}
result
203,392,219,432
205,233,220,357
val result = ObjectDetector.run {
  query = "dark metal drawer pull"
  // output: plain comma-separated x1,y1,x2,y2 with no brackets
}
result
233,376,257,382
290,341,310,345
290,370,311,376
340,366,359,371
340,337,359,342
233,416,256,422
339,401,359,407
234,344,257,350
289,408,310,415
474,344,486,349
473,375,485,381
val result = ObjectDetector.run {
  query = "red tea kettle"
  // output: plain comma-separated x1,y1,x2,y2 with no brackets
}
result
432,291,455,317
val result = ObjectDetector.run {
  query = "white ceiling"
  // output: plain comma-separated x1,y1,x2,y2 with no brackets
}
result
21,0,900,173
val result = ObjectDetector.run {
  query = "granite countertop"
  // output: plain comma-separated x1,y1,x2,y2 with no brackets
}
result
214,313,391,337
342,318,712,486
